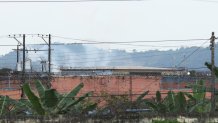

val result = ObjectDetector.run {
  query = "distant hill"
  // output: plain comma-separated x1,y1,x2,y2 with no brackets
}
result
0,43,217,72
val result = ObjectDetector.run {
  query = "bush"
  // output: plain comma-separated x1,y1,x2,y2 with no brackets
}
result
152,119,180,123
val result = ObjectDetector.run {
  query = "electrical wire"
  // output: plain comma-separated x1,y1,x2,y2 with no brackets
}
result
27,43,185,48
176,40,210,67
52,35,209,43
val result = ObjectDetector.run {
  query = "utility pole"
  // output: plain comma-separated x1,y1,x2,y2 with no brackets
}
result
17,45,19,63
48,34,51,88
21,34,26,98
38,34,52,87
48,34,51,75
210,32,216,114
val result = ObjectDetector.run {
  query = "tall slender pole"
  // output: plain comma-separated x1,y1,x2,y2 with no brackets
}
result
17,45,19,63
21,34,25,98
210,32,216,114
48,34,51,88
130,76,133,102
48,34,51,74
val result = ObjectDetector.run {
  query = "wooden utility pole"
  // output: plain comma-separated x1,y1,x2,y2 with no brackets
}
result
21,34,26,98
210,32,216,114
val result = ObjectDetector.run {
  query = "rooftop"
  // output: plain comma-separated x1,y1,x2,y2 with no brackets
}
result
60,66,185,72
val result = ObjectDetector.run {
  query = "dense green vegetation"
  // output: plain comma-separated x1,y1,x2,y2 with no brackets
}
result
0,80,97,116
152,119,180,123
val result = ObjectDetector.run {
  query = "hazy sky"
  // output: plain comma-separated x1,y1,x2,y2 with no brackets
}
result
0,0,218,55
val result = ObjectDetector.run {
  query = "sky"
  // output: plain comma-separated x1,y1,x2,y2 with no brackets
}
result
0,0,218,55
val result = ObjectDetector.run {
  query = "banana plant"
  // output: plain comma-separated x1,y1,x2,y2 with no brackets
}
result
185,80,211,113
0,95,32,116
22,80,94,115
164,91,176,112
0,96,10,116
174,92,187,113
135,90,149,102
144,91,167,114
144,91,189,114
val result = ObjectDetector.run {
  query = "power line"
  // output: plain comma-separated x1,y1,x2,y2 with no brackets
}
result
105,43,206,48
52,35,209,43
176,40,209,67
28,43,186,48
9,47,206,59
66,43,181,47
24,45,208,57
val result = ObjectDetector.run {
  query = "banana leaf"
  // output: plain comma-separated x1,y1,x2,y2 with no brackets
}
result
84,103,97,111
23,83,45,115
156,91,161,103
43,89,59,108
55,83,84,112
175,92,187,113
165,91,176,112
62,92,92,111
189,101,211,113
136,91,149,102
10,99,33,115
184,92,196,102
35,80,46,99
157,103,167,113
0,96,7,115
144,101,157,111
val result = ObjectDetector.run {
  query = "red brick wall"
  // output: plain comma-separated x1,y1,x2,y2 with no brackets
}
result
51,76,161,99
1,75,215,100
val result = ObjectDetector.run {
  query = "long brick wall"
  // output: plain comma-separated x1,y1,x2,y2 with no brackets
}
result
0,75,216,99
51,76,161,99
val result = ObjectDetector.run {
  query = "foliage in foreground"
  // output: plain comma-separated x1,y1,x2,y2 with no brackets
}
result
0,94,34,116
152,119,180,123
22,80,97,115
146,80,210,114
0,80,97,116
98,79,211,116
